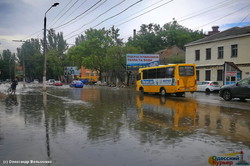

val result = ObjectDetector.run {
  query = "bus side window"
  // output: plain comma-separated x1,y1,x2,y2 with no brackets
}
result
166,67,174,78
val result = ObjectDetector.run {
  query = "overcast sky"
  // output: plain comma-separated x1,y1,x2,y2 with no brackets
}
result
0,0,250,53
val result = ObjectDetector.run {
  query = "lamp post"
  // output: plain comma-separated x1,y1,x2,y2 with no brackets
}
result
42,2,59,91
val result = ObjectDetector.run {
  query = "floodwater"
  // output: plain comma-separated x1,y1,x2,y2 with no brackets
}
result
0,85,250,166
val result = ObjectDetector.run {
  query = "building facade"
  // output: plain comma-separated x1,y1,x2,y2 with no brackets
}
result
185,26,250,85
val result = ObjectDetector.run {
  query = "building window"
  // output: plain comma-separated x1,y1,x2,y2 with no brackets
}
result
196,70,200,81
195,50,200,61
217,70,223,81
205,70,211,81
218,46,224,59
206,48,211,60
231,44,238,57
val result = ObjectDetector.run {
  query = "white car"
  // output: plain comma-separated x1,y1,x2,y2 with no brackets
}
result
33,79,39,84
197,81,220,92
47,79,55,85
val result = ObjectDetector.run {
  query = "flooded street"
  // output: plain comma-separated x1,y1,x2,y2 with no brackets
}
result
0,85,250,166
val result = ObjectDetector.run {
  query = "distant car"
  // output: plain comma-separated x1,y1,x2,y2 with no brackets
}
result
81,79,88,84
33,79,39,84
70,80,83,88
197,81,220,92
54,81,63,86
219,77,250,101
47,79,55,85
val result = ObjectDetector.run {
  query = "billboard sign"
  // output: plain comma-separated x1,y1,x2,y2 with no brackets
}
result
64,67,80,76
126,54,159,70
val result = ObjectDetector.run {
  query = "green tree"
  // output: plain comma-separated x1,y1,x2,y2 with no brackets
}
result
161,21,204,49
1,49,15,80
127,22,204,53
70,27,123,80
17,39,43,81
45,29,68,80
127,23,163,53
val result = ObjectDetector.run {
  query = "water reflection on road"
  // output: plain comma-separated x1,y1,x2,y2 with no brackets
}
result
0,86,250,166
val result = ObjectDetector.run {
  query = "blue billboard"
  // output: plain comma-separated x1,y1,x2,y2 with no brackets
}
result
126,54,159,70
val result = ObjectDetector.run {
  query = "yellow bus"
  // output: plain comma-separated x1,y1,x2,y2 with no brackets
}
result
136,64,197,96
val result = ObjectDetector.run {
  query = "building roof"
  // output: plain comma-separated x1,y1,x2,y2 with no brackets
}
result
185,26,250,47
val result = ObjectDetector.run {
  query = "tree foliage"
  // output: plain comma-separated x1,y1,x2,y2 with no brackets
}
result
1,21,205,83
0,49,14,80
46,29,68,80
68,27,140,81
17,39,42,80
127,21,204,53
14,29,68,81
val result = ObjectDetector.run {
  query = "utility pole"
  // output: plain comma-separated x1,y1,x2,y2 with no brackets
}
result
42,2,59,92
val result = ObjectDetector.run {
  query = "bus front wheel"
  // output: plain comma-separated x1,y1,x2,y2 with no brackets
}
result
160,88,166,96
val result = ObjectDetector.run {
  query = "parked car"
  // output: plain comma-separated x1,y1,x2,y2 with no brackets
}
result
197,81,220,92
69,80,83,88
47,79,55,85
54,81,63,86
81,79,88,84
33,79,39,84
219,77,250,101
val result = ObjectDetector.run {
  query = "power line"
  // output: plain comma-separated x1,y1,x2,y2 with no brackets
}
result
66,0,143,40
116,0,173,27
65,0,126,38
110,0,166,27
92,0,143,28
178,0,234,22
47,0,74,27
21,1,75,40
53,0,88,28
61,0,109,31
21,29,43,41
237,11,250,26
53,0,103,30
49,0,81,28
194,4,250,30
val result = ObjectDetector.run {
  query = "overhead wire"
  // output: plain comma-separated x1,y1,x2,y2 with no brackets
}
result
65,0,126,38
53,0,88,28
49,0,81,28
178,0,235,23
53,0,103,30
109,0,167,28
116,0,173,27
47,0,74,28
61,0,109,31
92,0,143,28
237,11,250,27
194,4,250,30
21,29,43,41
66,0,143,40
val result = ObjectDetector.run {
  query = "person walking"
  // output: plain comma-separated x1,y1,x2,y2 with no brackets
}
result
10,78,18,95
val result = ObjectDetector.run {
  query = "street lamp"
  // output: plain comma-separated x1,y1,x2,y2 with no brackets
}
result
42,2,59,91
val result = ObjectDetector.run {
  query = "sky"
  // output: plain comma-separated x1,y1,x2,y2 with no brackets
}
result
0,0,250,54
